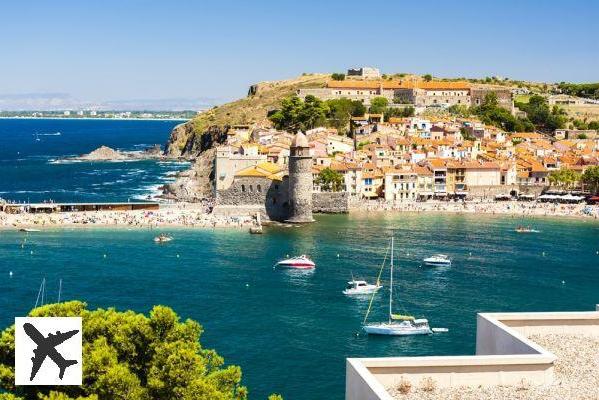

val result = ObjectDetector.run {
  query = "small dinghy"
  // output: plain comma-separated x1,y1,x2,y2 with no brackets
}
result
154,234,173,243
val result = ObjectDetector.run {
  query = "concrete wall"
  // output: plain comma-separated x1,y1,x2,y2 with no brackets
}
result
346,307,599,400
313,192,350,213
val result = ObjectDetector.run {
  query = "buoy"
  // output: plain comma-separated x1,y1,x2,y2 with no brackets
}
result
562,280,565,285
245,283,249,287
103,254,107,258
9,271,13,277
469,252,472,256
30,250,33,255
542,252,545,256
337,254,340,258
176,254,180,258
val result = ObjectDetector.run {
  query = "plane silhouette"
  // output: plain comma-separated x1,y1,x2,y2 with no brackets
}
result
23,323,79,381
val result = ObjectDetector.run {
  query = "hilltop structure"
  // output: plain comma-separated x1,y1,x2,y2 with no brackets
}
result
298,79,513,111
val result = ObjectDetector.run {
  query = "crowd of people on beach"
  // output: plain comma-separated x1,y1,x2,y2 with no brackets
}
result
0,206,255,229
353,199,599,219
1,198,598,230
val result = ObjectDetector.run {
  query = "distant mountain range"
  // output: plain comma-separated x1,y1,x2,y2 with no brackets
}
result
0,93,228,111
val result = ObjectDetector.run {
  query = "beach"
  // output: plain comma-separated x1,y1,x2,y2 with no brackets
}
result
0,203,256,230
352,200,599,220
2,200,598,231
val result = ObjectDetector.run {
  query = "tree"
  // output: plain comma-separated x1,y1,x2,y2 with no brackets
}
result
588,121,599,130
268,95,328,131
0,301,255,400
423,74,432,82
548,169,581,189
331,73,345,81
325,98,366,134
315,168,344,192
581,166,599,193
369,97,388,114
474,92,535,132
515,95,566,131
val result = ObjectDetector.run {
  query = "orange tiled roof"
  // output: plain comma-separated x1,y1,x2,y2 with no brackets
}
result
327,80,471,91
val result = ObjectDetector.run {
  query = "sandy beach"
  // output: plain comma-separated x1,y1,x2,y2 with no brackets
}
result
0,204,256,230
352,200,599,220
1,200,598,231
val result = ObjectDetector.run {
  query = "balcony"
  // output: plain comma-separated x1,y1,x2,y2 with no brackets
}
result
346,305,599,400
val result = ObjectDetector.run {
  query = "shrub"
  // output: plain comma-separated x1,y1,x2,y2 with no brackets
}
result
420,377,436,393
396,377,412,394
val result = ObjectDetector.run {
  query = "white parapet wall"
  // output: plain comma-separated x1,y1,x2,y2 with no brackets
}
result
346,306,599,400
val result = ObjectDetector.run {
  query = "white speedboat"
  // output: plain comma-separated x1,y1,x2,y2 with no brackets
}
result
275,255,315,269
20,228,41,232
422,254,451,266
343,280,382,295
363,237,432,336
154,234,173,243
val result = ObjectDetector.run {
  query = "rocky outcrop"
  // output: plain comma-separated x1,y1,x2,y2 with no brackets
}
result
76,146,129,161
161,148,216,201
69,145,166,162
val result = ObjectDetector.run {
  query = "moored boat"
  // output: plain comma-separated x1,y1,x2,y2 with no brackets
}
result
275,255,315,269
363,237,432,336
422,254,451,266
343,279,382,295
154,233,173,243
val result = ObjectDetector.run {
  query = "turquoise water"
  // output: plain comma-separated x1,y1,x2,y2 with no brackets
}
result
0,119,188,203
1,213,598,399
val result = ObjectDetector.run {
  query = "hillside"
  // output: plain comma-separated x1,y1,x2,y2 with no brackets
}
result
164,73,328,157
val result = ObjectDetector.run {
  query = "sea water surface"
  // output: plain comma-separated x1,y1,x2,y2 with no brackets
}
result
1,214,598,399
0,118,189,203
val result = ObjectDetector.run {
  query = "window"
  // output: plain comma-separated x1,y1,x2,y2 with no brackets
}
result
364,178,373,185
257,184,261,193
249,185,253,192
274,184,279,190
241,185,246,192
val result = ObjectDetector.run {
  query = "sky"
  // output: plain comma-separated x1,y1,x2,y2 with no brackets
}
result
1,0,598,109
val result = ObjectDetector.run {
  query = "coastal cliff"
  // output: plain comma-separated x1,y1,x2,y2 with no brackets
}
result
163,74,328,158
161,74,328,201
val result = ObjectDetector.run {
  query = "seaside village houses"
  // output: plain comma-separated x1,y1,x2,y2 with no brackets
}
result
210,67,599,221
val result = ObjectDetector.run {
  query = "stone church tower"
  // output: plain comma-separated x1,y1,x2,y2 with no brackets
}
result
286,131,314,223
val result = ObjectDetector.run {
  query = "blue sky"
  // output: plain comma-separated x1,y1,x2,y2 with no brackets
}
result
1,0,598,107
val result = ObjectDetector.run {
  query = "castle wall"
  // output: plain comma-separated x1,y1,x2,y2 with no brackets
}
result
215,176,289,221
312,192,350,213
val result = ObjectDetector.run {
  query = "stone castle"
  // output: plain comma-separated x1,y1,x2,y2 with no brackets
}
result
214,131,334,223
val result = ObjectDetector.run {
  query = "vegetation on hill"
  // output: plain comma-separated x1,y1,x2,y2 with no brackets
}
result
165,74,329,155
268,95,365,133
515,95,567,131
557,82,599,99
0,301,280,400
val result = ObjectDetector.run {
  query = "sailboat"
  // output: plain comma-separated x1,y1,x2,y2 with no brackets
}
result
363,237,432,336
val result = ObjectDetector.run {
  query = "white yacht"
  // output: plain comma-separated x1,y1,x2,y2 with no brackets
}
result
363,237,432,336
154,234,173,243
422,254,451,266
343,280,382,295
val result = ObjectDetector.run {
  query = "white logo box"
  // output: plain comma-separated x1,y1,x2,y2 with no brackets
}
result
15,317,82,385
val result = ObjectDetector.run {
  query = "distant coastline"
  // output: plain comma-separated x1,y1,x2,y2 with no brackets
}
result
0,116,190,121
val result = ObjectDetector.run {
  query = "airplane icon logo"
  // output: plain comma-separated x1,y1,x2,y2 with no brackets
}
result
23,323,79,381
15,317,82,385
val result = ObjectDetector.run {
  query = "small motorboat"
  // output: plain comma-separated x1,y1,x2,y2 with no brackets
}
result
154,234,173,243
515,226,540,233
343,279,382,295
422,254,451,266
275,255,315,269
19,228,41,232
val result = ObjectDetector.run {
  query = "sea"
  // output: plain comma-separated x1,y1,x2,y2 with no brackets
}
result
1,120,599,400
0,118,189,203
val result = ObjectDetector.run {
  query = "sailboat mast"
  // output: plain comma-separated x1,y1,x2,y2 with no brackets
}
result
389,237,393,322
